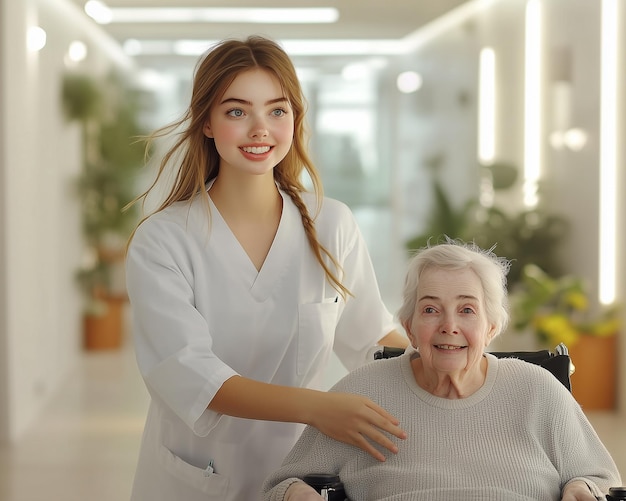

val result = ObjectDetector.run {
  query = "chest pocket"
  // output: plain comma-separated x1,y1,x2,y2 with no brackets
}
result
297,301,340,377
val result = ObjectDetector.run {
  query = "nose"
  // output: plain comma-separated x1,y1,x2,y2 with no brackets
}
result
249,116,269,138
440,313,459,335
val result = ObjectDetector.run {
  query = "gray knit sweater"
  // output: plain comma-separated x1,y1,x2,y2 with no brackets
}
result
263,352,621,500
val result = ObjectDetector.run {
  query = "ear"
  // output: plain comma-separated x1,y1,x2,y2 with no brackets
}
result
484,324,497,347
203,121,213,138
402,321,418,349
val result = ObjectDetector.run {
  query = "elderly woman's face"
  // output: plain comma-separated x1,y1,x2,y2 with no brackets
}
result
407,266,496,376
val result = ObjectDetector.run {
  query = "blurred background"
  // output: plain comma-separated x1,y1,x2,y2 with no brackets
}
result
0,0,624,499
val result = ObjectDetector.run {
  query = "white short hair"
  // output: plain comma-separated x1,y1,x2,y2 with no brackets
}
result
397,238,511,338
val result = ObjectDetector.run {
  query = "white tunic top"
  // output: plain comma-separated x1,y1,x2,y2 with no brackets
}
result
125,187,395,501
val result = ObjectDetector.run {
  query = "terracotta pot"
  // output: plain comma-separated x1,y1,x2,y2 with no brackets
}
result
568,334,617,410
83,296,126,350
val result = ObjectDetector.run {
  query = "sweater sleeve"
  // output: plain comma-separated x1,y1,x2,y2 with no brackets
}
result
537,368,622,497
554,405,622,497
261,422,351,501
261,367,377,501
264,478,308,501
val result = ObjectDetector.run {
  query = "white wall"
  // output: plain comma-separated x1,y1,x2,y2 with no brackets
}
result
297,0,626,403
0,0,9,445
0,0,135,443
616,1,626,413
385,0,626,412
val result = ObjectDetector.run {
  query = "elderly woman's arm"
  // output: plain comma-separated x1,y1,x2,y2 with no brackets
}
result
561,480,602,500
262,423,347,501
264,478,322,501
548,383,622,499
283,482,324,501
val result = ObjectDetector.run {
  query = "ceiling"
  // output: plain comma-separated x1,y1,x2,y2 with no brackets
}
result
70,0,473,75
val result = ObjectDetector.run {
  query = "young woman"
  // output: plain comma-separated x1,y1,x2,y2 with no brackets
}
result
125,36,407,501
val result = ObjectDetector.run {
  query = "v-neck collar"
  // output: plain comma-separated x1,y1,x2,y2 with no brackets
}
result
206,184,302,301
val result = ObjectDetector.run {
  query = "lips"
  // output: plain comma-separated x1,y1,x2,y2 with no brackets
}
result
434,344,467,350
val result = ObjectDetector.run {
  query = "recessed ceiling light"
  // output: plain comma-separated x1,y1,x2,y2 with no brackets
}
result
86,5,339,24
162,39,404,57
27,26,47,52
68,40,88,62
396,71,423,93
84,1,113,24
113,0,504,58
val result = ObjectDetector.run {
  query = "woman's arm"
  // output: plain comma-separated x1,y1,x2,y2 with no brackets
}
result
210,375,406,462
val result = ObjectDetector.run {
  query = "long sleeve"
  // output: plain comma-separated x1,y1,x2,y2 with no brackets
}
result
542,375,622,497
261,402,365,501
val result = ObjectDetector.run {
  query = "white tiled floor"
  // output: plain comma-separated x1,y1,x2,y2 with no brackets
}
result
0,345,149,501
0,343,623,501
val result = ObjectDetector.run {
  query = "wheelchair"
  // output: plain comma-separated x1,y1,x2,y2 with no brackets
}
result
303,344,625,501
303,474,626,501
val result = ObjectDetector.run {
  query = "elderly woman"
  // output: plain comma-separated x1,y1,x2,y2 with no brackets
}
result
263,240,621,501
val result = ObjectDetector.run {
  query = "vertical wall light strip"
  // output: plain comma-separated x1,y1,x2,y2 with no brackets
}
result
598,0,618,305
523,0,542,208
478,47,496,165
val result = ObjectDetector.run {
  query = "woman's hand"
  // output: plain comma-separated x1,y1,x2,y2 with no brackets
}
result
306,391,406,462
561,480,596,500
209,377,405,462
284,481,323,501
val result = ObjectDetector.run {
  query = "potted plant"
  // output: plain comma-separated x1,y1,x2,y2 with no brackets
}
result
405,158,570,290
62,70,148,349
510,264,621,409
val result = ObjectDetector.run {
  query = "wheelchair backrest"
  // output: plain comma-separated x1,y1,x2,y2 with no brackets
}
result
374,344,572,392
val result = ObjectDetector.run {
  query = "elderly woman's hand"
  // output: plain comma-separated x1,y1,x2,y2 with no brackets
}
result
561,480,596,500
284,481,324,501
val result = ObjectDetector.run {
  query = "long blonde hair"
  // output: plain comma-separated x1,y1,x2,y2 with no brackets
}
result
129,35,349,298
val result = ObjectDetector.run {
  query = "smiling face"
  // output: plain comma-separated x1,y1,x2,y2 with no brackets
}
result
405,266,497,392
203,68,295,179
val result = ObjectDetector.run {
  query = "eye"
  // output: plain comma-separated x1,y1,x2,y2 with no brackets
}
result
461,306,476,314
226,108,244,118
271,108,288,117
424,306,437,314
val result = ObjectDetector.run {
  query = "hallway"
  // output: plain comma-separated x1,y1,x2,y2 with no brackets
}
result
0,345,148,501
0,342,624,500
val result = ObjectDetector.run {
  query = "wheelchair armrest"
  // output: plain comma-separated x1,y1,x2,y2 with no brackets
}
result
302,473,348,500
302,475,625,501
607,487,626,500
